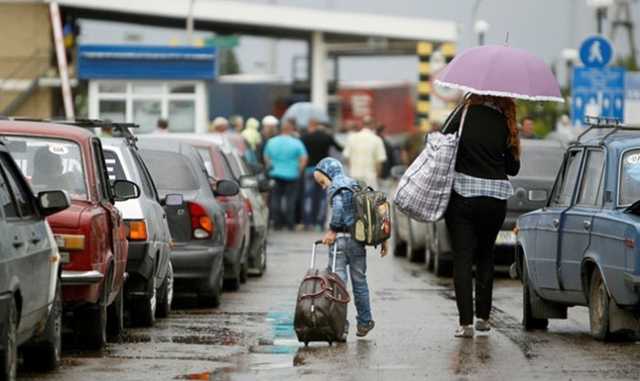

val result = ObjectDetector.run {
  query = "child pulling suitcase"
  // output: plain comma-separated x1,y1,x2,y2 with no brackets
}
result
294,241,350,346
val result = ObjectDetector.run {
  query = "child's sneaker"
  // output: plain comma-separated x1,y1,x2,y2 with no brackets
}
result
356,320,375,337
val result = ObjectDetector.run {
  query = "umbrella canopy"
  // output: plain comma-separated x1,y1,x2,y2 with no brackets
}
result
435,45,563,103
282,102,330,129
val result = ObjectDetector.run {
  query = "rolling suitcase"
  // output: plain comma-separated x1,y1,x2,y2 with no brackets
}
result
294,240,350,346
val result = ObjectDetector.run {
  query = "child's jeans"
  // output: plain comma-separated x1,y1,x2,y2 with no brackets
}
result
328,236,373,326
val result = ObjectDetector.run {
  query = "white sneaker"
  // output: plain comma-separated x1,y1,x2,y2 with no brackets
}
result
475,319,491,332
454,325,474,338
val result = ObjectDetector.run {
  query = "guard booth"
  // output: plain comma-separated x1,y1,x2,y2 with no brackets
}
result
78,44,215,133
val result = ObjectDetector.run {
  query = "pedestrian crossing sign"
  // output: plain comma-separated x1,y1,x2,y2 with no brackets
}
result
579,35,614,68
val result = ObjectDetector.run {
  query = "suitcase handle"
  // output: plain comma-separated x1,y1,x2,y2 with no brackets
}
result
311,240,339,272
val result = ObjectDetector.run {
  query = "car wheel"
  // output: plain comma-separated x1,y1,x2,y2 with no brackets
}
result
425,245,434,271
589,270,611,341
522,261,549,331
156,262,174,319
406,225,425,263
107,284,124,339
224,260,241,292
199,268,223,308
23,282,62,372
131,271,157,327
76,279,108,350
0,296,17,381
433,234,452,277
253,240,267,277
240,261,248,284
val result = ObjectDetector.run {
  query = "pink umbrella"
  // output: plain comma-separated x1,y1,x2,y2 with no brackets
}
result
435,45,564,103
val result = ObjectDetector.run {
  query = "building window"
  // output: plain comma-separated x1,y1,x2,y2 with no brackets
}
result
89,81,206,133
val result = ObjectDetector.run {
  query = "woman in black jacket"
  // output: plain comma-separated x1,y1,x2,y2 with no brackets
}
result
445,94,521,338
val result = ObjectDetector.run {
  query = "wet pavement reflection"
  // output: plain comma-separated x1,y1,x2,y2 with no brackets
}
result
18,231,640,381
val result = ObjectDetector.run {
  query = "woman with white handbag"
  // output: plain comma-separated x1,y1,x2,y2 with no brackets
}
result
444,94,521,338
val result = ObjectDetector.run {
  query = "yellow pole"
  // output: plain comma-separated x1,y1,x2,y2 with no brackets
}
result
416,41,433,132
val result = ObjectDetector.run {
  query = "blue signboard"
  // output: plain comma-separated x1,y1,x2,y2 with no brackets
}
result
571,67,625,125
579,35,614,68
77,44,217,80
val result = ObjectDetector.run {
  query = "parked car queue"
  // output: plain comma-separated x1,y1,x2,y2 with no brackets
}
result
0,119,271,381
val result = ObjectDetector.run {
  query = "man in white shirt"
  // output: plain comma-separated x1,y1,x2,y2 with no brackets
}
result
342,118,387,189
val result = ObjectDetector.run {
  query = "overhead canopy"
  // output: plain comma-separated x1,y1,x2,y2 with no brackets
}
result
52,0,458,46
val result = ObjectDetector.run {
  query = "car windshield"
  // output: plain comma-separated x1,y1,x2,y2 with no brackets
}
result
139,149,199,191
5,136,88,200
518,145,564,179
619,150,640,205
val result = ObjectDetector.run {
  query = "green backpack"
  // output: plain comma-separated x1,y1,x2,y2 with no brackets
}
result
338,183,391,247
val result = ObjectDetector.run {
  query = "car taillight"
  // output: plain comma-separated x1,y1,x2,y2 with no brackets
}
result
55,234,86,251
126,220,148,241
243,198,253,216
188,201,214,239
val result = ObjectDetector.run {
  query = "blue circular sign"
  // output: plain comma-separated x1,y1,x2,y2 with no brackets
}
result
579,35,614,68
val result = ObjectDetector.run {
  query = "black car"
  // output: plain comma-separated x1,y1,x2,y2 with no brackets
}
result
0,140,70,380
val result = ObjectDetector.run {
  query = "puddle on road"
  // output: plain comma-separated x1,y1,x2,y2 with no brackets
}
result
260,311,301,355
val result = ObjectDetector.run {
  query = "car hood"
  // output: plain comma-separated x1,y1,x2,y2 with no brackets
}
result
46,200,93,230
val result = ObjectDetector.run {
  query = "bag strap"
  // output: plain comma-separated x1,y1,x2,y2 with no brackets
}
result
457,105,470,138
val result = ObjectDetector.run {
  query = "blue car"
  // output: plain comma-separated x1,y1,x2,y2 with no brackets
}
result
516,121,640,340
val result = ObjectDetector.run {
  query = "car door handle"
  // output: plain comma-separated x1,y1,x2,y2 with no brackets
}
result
583,220,592,231
12,236,24,248
552,219,560,228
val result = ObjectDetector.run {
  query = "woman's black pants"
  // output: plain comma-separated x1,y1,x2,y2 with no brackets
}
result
444,191,507,326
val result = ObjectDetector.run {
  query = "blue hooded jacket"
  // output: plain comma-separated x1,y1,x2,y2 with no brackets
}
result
315,158,359,232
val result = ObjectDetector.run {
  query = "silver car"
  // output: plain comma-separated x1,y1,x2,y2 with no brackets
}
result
101,137,174,326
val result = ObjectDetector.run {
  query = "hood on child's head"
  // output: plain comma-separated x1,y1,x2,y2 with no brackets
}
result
315,158,344,180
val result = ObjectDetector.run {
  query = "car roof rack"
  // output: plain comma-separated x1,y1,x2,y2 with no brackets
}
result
575,116,640,144
57,119,140,148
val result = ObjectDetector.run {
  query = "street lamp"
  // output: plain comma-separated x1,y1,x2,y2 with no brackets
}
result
474,20,490,46
587,0,614,34
561,48,579,89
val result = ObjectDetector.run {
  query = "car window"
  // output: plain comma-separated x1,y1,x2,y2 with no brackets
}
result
104,149,127,182
211,148,233,180
518,146,565,178
0,154,35,218
131,152,157,200
93,139,112,201
0,157,19,219
6,136,88,200
139,149,199,191
619,149,640,205
576,150,605,207
196,147,215,177
551,149,583,207
224,152,243,180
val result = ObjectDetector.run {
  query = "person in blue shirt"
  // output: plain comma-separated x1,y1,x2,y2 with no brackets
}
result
264,119,308,231
314,157,387,339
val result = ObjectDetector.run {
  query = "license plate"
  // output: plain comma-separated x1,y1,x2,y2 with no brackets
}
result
496,231,516,245
60,251,70,264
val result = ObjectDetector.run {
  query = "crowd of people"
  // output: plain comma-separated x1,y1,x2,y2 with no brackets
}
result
178,113,398,232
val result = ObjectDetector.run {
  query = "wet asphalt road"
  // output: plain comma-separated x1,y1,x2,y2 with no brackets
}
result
18,231,640,380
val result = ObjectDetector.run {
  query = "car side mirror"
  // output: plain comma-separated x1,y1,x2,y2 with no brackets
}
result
239,175,258,189
37,190,71,217
215,179,240,197
390,165,407,180
258,178,273,193
163,193,184,207
112,180,140,202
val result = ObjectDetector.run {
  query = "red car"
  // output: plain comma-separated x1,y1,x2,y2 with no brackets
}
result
184,139,251,290
0,121,140,349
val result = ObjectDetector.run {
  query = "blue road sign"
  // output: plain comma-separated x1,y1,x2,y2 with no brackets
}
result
579,35,614,68
571,67,625,126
